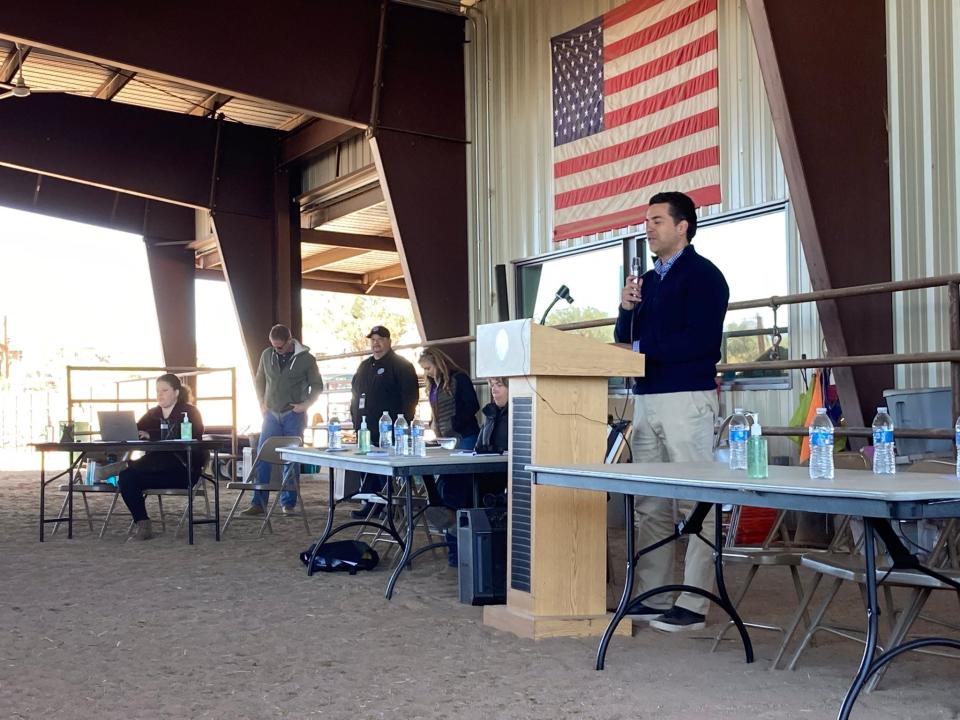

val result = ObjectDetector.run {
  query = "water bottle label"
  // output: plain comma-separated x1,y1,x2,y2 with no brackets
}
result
729,428,748,443
872,429,893,445
810,429,834,448
956,430,960,446
412,428,423,437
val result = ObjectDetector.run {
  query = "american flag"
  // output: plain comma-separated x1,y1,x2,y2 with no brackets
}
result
551,0,721,242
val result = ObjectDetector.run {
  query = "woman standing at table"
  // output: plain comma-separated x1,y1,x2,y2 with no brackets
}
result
418,347,481,565
117,373,205,541
419,346,481,450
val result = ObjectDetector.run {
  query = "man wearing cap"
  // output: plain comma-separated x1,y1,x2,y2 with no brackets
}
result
348,326,419,517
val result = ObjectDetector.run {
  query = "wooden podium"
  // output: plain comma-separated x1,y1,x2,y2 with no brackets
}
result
476,319,645,639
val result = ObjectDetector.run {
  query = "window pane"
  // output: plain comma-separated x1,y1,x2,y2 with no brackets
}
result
521,245,623,343
693,210,789,383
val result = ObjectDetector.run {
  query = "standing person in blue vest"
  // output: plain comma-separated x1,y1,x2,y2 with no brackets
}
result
615,191,729,632
243,324,323,516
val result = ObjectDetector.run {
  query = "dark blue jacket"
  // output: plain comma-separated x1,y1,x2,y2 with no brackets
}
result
614,244,728,395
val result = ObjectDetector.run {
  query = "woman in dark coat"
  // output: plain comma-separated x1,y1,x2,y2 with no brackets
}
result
117,373,204,541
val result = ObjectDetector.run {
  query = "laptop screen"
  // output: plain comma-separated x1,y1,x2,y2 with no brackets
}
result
97,411,140,442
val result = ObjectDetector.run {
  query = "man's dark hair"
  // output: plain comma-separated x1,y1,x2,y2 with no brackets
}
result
269,324,291,342
649,191,698,241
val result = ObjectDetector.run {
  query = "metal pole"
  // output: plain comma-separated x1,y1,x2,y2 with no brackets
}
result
369,0,389,132
949,282,960,424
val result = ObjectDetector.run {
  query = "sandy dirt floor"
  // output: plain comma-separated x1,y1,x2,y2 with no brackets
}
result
1,469,958,720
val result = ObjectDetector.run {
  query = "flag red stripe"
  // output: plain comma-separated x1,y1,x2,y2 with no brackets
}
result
603,0,667,30
605,32,718,97
605,69,718,130
604,0,716,63
555,146,719,210
554,108,718,179
553,184,721,240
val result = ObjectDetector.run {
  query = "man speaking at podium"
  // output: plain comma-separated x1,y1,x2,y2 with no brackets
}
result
614,191,729,632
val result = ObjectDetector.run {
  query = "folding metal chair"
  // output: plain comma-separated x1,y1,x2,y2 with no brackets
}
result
774,461,960,690
221,436,310,537
52,472,122,539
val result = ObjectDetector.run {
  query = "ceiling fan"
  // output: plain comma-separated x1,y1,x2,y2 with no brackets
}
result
0,43,68,100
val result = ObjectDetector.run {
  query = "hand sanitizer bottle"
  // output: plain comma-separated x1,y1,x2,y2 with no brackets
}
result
180,412,192,441
746,414,768,479
358,416,371,453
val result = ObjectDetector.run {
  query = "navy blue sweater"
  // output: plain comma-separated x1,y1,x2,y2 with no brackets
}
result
614,245,729,395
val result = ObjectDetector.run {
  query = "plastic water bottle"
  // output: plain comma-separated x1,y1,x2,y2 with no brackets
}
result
728,408,749,470
955,415,960,478
328,416,342,450
379,411,393,450
394,414,409,456
809,407,835,479
411,415,426,457
160,418,169,441
871,406,895,475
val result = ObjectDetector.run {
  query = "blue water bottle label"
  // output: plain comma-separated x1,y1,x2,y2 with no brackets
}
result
730,428,748,443
811,429,833,448
956,430,960,446
873,429,893,444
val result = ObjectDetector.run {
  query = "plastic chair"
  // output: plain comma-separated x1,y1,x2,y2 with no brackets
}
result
221,436,309,537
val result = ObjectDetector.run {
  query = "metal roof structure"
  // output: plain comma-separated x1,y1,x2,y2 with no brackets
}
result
0,38,403,298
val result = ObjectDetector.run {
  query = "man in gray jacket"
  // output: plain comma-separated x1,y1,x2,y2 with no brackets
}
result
243,324,323,515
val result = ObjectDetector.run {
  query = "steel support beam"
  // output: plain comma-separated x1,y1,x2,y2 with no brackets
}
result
365,3,469,366
301,229,395,252
302,185,385,228
302,278,408,299
0,2,382,125
0,44,28,84
747,0,892,426
93,69,133,100
0,94,278,215
302,247,370,272
145,240,197,368
370,129,468,356
188,91,232,117
280,118,360,166
0,165,194,242
0,95,287,382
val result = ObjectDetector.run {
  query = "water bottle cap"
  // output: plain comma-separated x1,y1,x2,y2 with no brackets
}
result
815,407,827,414
877,406,888,413
734,408,744,414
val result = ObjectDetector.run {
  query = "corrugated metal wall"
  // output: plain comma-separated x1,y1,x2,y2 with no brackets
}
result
469,0,819,449
887,0,960,390
301,133,374,192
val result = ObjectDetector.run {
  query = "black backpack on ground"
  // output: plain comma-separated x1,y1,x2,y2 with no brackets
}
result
300,540,380,575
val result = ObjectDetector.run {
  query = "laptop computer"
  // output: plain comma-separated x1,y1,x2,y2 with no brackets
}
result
97,410,140,442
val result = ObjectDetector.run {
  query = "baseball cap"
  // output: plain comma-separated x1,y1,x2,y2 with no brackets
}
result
366,325,391,339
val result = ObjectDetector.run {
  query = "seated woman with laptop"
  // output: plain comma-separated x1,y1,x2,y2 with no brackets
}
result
116,373,205,541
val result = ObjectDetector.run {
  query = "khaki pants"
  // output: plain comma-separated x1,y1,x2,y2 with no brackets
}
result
630,390,717,615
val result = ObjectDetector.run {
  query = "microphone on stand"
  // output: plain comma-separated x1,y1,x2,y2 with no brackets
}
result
539,284,575,325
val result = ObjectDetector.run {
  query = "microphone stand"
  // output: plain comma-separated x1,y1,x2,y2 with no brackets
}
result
538,285,574,325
